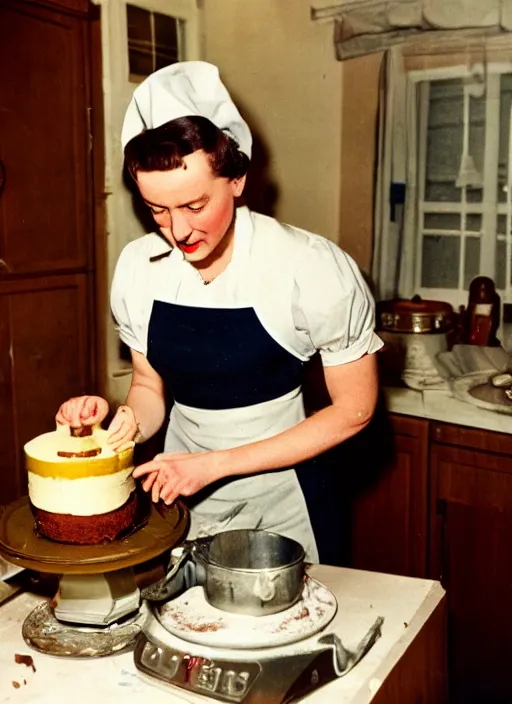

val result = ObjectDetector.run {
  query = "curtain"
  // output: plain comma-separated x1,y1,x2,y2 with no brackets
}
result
319,0,512,60
372,47,418,300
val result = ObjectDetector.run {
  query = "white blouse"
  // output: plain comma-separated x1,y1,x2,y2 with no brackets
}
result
110,206,383,553
111,206,383,368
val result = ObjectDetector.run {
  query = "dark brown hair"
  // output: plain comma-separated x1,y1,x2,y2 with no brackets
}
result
124,116,250,181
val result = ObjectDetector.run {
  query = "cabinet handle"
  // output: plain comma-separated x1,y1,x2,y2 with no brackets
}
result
0,259,10,274
0,159,5,197
431,425,442,440
436,499,449,588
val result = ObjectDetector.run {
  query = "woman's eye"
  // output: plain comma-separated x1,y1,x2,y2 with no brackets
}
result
186,204,204,212
150,208,166,216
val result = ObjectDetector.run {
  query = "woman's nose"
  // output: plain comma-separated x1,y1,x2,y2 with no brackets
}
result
170,209,193,241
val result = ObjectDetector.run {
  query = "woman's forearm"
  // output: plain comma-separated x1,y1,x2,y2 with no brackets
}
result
215,402,373,479
125,382,167,440
214,355,379,481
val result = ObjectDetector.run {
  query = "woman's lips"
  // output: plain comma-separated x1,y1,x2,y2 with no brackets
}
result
178,241,201,254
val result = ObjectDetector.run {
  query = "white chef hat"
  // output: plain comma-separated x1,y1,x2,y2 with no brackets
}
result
121,61,252,158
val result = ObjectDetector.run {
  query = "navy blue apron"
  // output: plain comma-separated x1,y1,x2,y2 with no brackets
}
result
147,300,341,564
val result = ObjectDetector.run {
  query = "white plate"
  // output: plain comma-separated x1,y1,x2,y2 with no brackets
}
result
451,371,512,415
156,576,337,650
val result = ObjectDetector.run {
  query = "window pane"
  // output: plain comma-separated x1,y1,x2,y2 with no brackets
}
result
496,238,506,289
425,79,463,203
464,236,480,288
424,213,460,230
127,5,153,78
468,90,485,181
466,214,482,232
154,13,180,70
425,182,462,202
497,214,508,234
498,74,512,203
422,235,460,288
466,187,483,203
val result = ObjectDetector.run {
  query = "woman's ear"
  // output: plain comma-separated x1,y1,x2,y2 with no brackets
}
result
232,174,247,198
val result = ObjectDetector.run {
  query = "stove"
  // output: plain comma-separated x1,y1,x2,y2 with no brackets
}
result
134,578,384,704
0,499,384,702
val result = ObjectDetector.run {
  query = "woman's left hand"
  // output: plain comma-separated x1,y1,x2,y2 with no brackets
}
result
132,451,222,504
107,405,138,452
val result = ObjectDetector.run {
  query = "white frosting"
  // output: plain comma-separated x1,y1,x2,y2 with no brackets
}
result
25,424,122,462
28,467,135,516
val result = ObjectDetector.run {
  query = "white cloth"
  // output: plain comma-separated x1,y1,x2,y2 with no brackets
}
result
372,47,418,300
121,61,252,157
111,207,383,560
331,0,512,60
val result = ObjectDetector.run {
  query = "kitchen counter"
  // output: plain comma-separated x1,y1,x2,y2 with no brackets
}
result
383,385,512,434
0,565,446,704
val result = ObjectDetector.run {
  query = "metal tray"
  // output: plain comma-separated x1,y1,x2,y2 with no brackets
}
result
0,496,189,574
451,371,512,416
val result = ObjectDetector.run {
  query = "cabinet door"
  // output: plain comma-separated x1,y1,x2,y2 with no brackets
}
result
430,443,512,703
0,274,93,505
348,412,429,577
0,1,91,276
27,0,91,14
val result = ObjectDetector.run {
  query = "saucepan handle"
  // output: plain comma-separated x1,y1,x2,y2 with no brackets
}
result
140,537,211,603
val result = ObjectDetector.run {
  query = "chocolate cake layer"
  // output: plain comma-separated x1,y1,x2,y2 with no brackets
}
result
70,426,93,437
31,491,139,545
57,448,102,458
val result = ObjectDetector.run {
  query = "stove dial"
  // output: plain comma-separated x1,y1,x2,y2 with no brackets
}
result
140,642,181,679
137,640,261,702
220,669,252,697
196,661,222,692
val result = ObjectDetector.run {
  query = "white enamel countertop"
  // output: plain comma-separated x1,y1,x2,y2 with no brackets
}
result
0,565,445,704
383,385,512,434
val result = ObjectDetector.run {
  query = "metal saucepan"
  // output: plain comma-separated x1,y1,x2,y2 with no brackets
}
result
141,529,306,617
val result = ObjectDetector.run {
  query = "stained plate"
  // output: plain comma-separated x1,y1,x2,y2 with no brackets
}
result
451,371,512,416
22,600,149,657
156,576,337,649
0,496,189,574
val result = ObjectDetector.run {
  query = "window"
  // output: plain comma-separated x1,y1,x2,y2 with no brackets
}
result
410,65,512,309
126,4,185,81
98,0,200,404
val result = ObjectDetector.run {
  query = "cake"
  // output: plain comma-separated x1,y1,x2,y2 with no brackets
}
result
24,424,138,545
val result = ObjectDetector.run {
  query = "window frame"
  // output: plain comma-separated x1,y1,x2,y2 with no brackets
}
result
407,61,512,309
93,0,201,404
125,0,200,82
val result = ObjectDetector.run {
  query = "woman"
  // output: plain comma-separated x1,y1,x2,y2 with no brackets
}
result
57,62,382,563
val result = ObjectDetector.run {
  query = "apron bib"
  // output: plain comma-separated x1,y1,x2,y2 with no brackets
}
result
147,300,325,562
147,301,303,409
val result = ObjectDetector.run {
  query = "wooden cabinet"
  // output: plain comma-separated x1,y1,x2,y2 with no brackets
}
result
0,275,93,502
0,0,92,276
348,412,512,703
347,411,429,578
429,423,512,704
0,0,100,505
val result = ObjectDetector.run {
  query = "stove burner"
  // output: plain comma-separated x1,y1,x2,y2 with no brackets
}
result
134,576,384,704
156,577,337,649
135,613,384,704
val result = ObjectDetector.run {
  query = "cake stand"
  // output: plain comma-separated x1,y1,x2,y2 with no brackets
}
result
0,496,189,657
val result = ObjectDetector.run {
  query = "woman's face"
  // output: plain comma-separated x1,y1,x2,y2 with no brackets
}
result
135,150,246,263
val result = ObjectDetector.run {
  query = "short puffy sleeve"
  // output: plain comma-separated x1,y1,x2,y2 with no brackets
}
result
292,237,383,366
110,244,148,355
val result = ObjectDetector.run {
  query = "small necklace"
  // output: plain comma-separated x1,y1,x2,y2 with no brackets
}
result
194,267,216,286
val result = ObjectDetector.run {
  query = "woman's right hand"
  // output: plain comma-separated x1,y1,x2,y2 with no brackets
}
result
56,396,110,428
